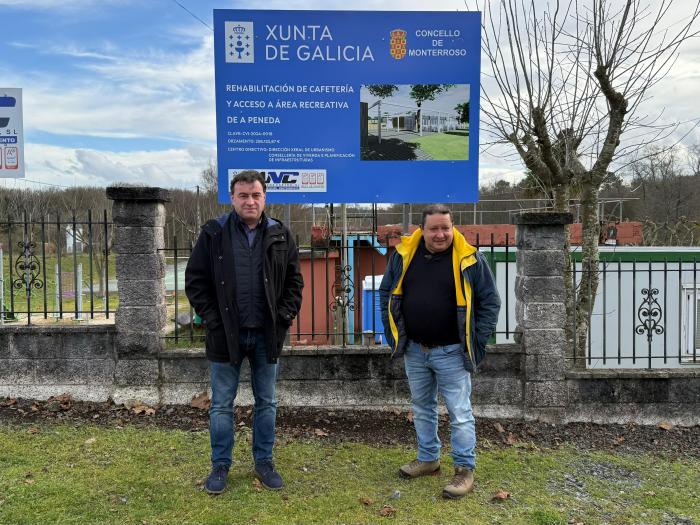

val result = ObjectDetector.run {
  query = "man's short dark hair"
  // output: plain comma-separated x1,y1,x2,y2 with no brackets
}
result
421,204,453,228
230,170,267,194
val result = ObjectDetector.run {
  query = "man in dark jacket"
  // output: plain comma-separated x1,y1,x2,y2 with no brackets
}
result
379,204,500,499
185,170,303,495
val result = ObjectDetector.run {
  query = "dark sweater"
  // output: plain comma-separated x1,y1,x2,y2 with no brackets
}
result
401,240,460,346
230,213,265,328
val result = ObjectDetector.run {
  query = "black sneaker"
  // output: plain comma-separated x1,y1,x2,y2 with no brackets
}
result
254,459,284,490
204,464,229,495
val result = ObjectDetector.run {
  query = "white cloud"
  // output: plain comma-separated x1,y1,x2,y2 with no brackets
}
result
3,0,698,191
8,41,37,49
0,0,133,7
0,0,128,8
21,143,215,188
46,44,118,61
1,33,216,144
479,160,525,185
237,0,465,9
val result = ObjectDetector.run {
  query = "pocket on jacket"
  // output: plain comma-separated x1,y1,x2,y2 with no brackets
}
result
275,323,289,352
272,246,288,267
473,332,488,364
204,316,222,331
205,324,227,354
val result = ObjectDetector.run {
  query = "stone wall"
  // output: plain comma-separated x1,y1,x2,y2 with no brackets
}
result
513,212,571,420
566,369,700,426
158,345,523,417
0,325,523,415
108,186,169,358
2,326,698,425
0,325,116,401
1,191,699,426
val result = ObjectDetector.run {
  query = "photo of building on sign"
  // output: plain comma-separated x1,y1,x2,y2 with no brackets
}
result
360,84,470,161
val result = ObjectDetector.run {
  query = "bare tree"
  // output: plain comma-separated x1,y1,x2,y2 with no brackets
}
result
479,0,700,352
199,159,217,194
688,144,700,176
187,160,228,238
56,187,112,294
629,145,700,244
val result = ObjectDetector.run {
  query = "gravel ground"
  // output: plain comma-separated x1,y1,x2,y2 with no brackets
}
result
1,396,698,458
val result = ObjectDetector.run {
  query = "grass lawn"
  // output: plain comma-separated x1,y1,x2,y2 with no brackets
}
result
406,131,469,161
0,424,698,525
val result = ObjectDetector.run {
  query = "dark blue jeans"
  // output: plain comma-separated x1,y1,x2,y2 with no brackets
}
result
209,329,278,468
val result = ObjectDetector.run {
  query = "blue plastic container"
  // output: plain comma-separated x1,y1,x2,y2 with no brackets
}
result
361,275,384,344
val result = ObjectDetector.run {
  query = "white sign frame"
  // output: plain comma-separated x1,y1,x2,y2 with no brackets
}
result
0,88,25,179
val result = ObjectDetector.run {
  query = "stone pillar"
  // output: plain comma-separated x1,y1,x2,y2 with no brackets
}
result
513,212,573,421
107,187,169,404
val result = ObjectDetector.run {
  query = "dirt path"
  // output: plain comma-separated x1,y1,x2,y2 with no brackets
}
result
2,397,698,457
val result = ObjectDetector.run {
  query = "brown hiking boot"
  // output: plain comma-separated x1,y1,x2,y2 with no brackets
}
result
442,467,474,499
398,459,440,479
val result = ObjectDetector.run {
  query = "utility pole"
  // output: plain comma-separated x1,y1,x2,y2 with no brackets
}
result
196,185,201,229
341,203,349,346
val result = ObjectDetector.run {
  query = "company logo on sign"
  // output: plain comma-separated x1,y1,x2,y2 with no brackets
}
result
229,169,327,192
4,147,17,169
0,95,16,128
390,29,407,60
266,171,298,184
225,21,254,63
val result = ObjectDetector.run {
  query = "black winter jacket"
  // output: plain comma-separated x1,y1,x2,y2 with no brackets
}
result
185,212,304,364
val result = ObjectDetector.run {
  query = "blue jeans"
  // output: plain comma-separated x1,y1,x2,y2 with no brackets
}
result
209,329,278,468
403,340,476,470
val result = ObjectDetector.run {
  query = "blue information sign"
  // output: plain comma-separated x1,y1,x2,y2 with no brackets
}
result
214,10,480,203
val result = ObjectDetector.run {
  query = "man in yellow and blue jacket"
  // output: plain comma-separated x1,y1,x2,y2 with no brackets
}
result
379,204,500,499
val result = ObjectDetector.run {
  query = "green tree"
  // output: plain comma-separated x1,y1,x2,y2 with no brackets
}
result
454,102,470,125
365,85,398,99
409,84,454,133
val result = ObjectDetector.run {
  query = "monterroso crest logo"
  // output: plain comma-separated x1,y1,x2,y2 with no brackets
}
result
390,29,407,60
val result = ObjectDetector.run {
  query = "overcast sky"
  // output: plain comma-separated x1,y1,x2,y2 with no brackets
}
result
0,0,698,193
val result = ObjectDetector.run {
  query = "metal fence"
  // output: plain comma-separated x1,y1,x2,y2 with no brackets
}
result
162,232,516,348
8,207,695,370
570,250,699,369
462,246,700,370
0,211,113,324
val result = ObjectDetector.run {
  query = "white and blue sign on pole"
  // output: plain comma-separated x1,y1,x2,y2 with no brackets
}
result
0,88,25,179
214,10,481,204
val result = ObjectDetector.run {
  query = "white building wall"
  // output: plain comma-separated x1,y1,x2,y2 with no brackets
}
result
491,247,700,369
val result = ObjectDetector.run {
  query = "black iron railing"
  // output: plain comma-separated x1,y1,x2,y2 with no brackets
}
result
161,231,516,348
571,255,699,369
0,211,113,324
